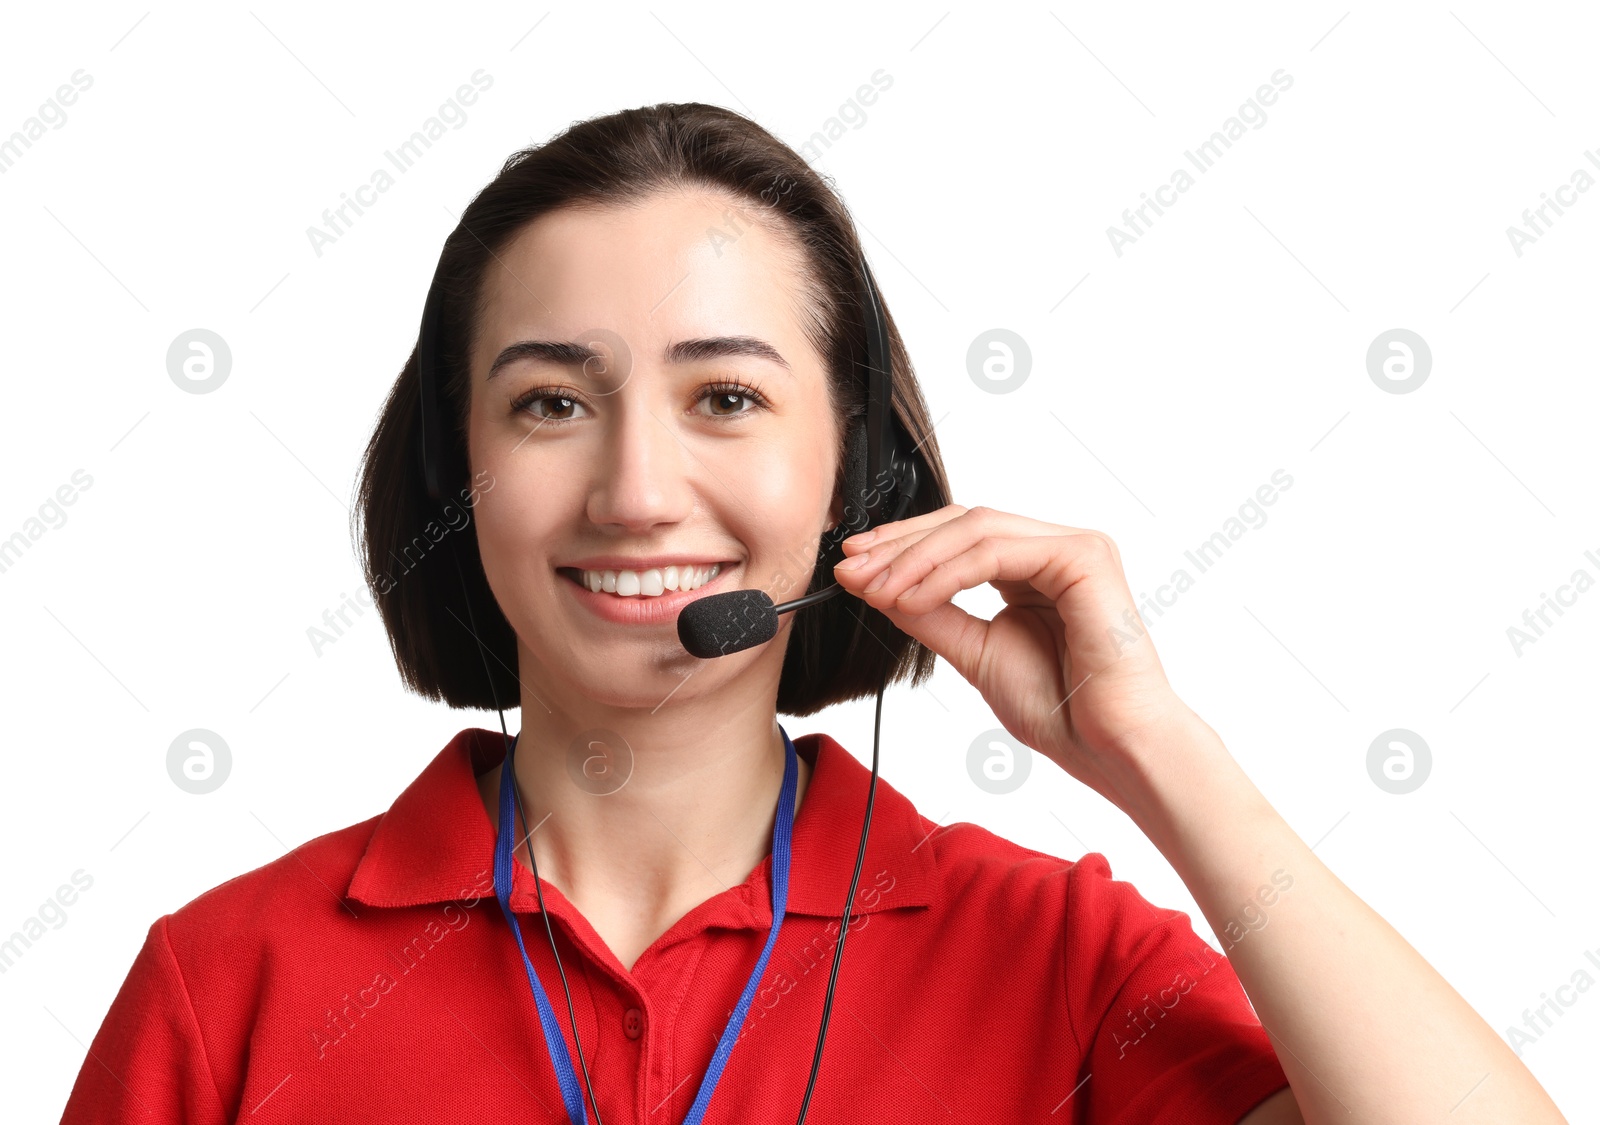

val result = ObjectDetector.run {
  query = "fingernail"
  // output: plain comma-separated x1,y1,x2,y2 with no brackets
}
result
844,529,877,546
835,554,869,571
864,571,889,594
896,582,921,601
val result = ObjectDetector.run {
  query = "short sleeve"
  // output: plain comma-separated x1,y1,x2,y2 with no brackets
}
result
1062,853,1291,1125
60,916,228,1124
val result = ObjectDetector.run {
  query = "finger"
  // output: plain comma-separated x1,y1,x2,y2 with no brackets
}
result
837,521,940,568
872,597,992,689
839,502,968,556
841,505,1093,592
869,533,1135,655
833,522,945,588
835,507,1027,593
883,535,1072,609
833,515,957,584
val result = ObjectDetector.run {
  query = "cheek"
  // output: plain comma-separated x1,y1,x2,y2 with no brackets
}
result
740,451,832,553
736,430,833,515
731,440,834,595
745,453,801,507
471,468,568,580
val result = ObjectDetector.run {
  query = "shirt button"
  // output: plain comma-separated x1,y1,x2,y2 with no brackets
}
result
623,1007,644,1040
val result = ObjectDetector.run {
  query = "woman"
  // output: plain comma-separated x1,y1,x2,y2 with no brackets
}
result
62,103,1566,1124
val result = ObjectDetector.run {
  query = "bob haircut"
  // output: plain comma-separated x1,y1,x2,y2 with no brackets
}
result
354,101,953,718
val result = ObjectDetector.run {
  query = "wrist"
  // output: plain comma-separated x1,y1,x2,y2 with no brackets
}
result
1107,707,1271,864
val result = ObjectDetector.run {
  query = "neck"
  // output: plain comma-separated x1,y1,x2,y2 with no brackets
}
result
480,666,812,946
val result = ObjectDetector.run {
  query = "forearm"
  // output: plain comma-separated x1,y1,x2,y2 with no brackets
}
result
1112,710,1567,1124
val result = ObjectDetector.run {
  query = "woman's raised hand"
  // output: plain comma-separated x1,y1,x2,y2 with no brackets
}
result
833,503,1204,810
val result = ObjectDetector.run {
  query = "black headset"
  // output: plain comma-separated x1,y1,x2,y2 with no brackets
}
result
413,225,922,1123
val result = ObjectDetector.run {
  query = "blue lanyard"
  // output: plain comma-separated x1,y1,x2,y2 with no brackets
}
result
492,725,799,1125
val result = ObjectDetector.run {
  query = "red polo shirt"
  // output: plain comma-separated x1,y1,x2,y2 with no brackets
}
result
62,728,1290,1123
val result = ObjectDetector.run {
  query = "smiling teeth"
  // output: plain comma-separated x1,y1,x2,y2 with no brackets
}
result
582,563,722,597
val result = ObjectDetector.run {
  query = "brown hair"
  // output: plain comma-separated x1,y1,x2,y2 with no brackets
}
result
352,102,952,717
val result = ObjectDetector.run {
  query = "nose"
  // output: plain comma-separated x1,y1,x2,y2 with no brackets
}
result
584,388,697,534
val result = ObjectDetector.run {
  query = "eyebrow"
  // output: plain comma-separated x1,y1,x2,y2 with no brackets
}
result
486,335,791,379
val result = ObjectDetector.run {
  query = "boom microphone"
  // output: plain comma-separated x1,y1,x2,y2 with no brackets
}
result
677,585,840,659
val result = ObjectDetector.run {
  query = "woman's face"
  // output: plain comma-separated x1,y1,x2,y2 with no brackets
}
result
465,188,843,709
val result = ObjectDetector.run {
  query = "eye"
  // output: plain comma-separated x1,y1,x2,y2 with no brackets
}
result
510,386,590,424
696,381,770,418
507,381,771,425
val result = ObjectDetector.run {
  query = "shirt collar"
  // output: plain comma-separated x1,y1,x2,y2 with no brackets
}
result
347,726,937,921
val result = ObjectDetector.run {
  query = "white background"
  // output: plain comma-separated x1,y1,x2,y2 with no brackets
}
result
2,1,1596,1119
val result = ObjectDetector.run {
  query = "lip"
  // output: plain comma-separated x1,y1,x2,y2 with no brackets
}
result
556,562,737,627
558,555,735,571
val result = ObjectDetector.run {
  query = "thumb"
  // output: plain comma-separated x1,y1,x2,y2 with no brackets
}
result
873,597,989,689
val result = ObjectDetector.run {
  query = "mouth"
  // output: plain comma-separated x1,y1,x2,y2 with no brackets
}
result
558,562,729,597
555,561,739,626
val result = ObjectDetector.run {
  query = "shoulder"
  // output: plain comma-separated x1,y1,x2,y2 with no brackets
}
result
923,815,1114,901
922,817,1191,943
84,813,392,1104
160,814,383,962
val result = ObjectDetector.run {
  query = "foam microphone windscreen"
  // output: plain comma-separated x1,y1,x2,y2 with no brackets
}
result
676,589,780,658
